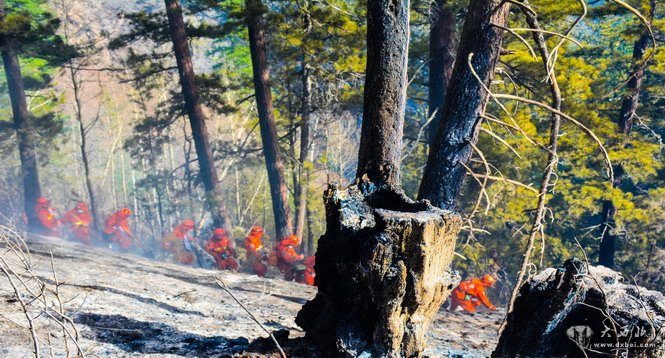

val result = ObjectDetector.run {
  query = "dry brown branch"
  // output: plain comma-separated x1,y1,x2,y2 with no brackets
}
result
0,265,40,356
0,228,85,357
503,6,564,332
215,278,287,358
491,23,537,58
507,28,583,48
603,0,657,97
475,173,538,193
480,113,551,152
480,126,523,159
545,0,587,77
493,93,614,182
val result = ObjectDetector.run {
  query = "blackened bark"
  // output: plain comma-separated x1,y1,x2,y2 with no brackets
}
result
598,198,617,268
246,0,293,240
427,0,456,145
294,62,312,239
598,24,651,267
296,185,461,357
164,0,232,230
297,0,464,356
418,0,510,210
0,2,42,231
494,259,665,357
355,0,410,190
618,33,649,135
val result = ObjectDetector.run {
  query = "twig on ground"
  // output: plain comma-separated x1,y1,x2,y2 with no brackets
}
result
215,278,287,358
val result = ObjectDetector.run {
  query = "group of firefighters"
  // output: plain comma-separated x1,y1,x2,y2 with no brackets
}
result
31,197,499,310
29,198,316,286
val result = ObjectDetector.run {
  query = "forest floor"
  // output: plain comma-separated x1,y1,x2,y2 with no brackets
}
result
0,236,501,357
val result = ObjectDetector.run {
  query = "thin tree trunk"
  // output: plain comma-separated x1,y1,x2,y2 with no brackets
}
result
0,2,42,230
427,0,456,145
294,62,312,239
305,202,314,256
355,0,410,190
418,0,510,210
598,9,652,267
164,0,232,231
246,0,293,240
69,65,102,233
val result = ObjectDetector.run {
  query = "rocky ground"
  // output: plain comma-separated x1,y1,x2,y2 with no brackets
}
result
0,236,501,357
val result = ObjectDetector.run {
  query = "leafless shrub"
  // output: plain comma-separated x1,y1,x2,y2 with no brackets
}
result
0,225,85,357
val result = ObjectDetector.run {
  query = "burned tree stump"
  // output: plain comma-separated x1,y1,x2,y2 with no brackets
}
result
494,259,665,358
296,183,461,357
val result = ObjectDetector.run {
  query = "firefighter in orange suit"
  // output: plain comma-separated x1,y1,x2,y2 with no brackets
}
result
272,235,304,281
206,228,239,271
35,197,61,237
103,208,132,250
163,219,197,265
244,226,268,277
450,275,497,313
302,255,316,286
62,202,92,245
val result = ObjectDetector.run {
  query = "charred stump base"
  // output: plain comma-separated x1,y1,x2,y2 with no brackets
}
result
296,183,461,357
494,259,665,358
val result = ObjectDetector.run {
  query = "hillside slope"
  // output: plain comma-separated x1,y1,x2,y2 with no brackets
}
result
0,237,501,357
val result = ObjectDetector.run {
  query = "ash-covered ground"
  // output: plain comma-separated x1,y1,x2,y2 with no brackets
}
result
0,237,501,357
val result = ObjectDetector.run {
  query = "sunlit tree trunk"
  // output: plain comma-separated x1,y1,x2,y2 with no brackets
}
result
0,1,42,230
246,0,293,240
294,62,312,239
164,0,232,231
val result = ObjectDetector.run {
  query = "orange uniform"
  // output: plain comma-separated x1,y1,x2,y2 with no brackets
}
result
273,235,304,281
163,220,197,265
450,275,497,313
244,226,268,277
35,198,61,237
207,228,239,271
62,202,92,245
302,255,316,286
103,208,132,250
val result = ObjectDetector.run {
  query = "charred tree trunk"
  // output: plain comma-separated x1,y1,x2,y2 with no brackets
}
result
354,0,410,190
297,0,462,356
495,259,665,357
164,0,232,231
598,26,651,268
426,0,456,146
246,0,293,240
418,0,510,210
294,62,312,240
0,2,42,231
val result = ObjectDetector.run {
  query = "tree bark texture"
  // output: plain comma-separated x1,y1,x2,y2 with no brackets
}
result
427,0,456,146
294,62,312,240
598,22,651,267
164,0,232,231
246,0,293,240
494,259,665,357
418,0,509,210
355,0,410,190
0,1,42,231
296,184,461,357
